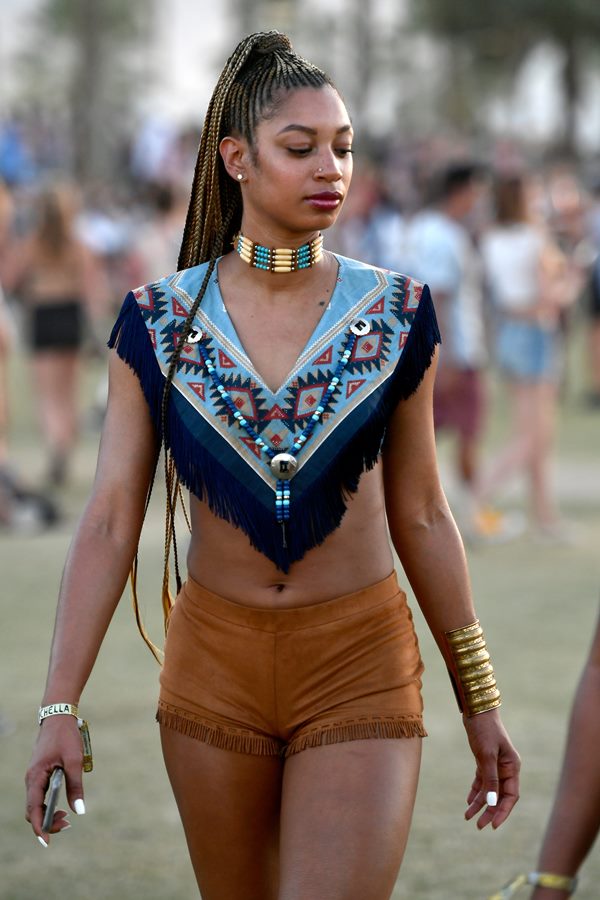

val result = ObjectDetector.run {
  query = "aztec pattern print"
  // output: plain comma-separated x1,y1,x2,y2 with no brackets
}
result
109,254,440,570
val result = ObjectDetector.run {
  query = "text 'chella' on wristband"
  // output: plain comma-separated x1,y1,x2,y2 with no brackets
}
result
443,620,502,717
37,702,94,772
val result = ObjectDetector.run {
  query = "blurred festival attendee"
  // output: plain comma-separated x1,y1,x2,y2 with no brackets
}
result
0,180,59,529
402,163,506,541
126,181,187,286
489,608,600,900
587,254,600,408
584,182,600,408
479,174,579,541
1,182,106,487
330,162,406,271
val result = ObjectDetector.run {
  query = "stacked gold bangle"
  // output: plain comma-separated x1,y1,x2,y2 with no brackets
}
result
444,620,502,717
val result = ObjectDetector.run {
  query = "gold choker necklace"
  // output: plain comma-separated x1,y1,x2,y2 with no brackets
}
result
234,232,323,273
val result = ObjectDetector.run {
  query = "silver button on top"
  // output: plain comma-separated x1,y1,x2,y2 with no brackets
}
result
350,318,371,336
270,453,298,480
186,328,203,344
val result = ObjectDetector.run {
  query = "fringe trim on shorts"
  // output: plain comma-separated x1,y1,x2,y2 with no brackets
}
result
284,716,427,757
156,703,283,756
157,704,426,758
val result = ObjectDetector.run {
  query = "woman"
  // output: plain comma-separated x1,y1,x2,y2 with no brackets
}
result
26,33,519,899
479,174,578,539
489,609,600,900
2,182,104,486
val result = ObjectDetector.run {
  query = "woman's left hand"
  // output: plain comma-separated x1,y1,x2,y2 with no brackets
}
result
463,708,521,829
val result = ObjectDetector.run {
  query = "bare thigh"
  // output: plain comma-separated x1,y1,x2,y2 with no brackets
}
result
279,738,422,900
32,352,80,443
160,726,283,900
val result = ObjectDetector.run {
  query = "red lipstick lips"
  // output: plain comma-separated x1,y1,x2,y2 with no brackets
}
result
307,191,342,210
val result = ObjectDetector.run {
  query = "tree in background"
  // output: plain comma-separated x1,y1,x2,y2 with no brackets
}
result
410,0,600,158
17,0,152,184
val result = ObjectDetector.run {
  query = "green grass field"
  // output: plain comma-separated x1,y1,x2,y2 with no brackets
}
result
1,329,599,899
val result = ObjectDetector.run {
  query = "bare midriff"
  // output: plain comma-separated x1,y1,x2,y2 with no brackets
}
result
186,464,395,609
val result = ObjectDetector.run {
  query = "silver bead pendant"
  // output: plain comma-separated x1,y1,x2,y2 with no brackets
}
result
269,453,298,480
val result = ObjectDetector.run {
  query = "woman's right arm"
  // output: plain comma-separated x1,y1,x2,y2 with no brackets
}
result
25,349,159,844
530,611,600,900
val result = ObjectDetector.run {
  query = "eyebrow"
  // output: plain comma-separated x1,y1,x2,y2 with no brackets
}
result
276,124,353,136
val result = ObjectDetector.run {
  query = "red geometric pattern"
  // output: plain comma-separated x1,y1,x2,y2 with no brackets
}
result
218,350,236,368
346,378,366,398
264,404,287,420
148,328,156,349
228,387,259,420
399,332,408,350
134,286,153,310
352,332,382,363
241,437,262,459
365,296,385,315
313,345,333,366
171,298,189,318
399,280,421,313
188,382,205,401
294,384,327,419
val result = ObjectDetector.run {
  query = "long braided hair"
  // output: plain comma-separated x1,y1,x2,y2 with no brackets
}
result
133,32,335,660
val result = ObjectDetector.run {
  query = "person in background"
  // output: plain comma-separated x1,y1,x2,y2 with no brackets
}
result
330,160,406,272
584,181,600,408
489,607,600,900
126,181,188,286
1,182,107,487
479,174,580,541
403,163,509,542
587,253,600,408
0,179,59,530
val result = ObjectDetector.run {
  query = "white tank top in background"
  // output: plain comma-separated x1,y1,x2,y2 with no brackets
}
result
481,224,544,312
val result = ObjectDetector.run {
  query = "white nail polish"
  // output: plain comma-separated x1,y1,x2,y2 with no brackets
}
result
74,799,86,815
38,835,48,848
486,791,498,807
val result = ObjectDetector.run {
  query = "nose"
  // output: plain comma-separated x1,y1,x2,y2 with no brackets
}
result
315,151,343,182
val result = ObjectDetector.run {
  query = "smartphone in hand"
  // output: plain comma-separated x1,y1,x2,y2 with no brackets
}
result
42,767,64,833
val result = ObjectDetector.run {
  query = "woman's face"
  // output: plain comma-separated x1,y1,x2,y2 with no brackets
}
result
234,85,354,241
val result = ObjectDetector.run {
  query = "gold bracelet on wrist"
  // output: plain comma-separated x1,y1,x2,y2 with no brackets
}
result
488,870,578,898
444,620,502,717
37,702,93,773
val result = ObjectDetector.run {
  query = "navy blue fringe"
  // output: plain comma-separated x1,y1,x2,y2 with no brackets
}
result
107,292,165,440
107,287,440,572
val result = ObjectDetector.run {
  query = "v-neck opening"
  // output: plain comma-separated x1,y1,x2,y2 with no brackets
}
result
210,254,345,396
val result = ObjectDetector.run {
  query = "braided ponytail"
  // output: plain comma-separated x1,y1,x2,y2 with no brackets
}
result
133,33,335,658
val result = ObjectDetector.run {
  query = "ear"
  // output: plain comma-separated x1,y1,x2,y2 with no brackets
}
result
220,136,251,183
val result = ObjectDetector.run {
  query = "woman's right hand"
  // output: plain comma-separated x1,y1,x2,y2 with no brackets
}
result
25,716,86,846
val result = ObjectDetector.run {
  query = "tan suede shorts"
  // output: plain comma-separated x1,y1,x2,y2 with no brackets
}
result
157,570,426,757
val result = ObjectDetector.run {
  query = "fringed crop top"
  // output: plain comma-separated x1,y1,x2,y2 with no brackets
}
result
108,254,440,572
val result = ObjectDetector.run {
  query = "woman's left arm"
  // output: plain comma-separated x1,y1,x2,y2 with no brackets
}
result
382,348,520,829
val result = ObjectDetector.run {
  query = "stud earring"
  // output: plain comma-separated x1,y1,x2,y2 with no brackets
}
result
237,173,244,182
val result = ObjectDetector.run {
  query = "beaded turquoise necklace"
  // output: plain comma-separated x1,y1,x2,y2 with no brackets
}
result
188,315,371,545
234,232,323,272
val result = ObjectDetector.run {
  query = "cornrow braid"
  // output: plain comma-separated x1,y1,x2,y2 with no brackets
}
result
133,32,336,657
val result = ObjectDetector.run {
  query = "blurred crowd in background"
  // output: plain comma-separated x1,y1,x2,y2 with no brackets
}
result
0,0,599,543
